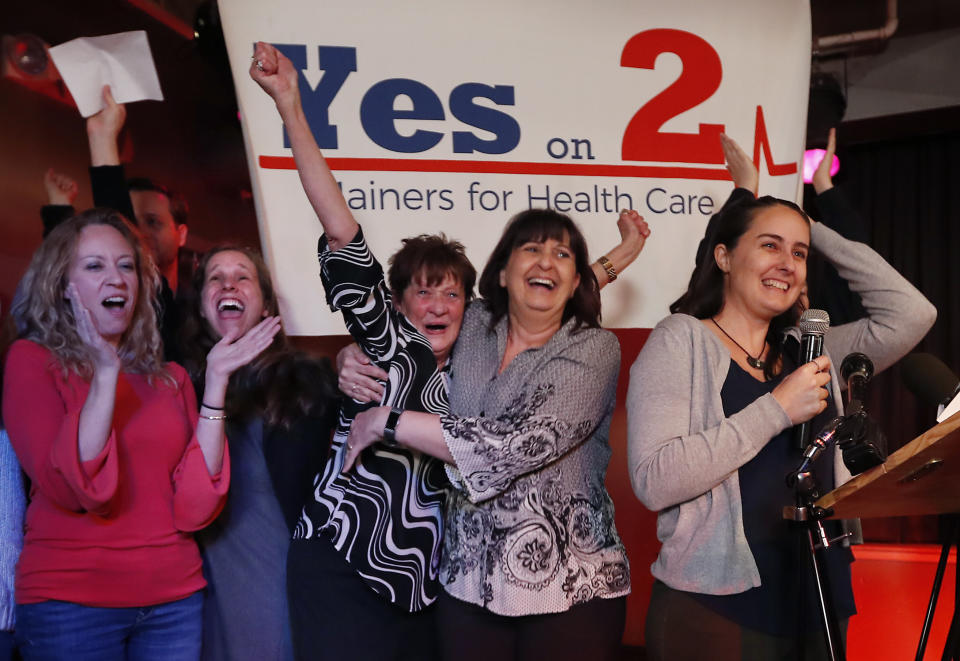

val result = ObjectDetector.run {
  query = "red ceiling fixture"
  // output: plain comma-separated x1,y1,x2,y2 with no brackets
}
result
1,33,76,108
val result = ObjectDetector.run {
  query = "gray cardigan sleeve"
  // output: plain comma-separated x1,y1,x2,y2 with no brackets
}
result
813,222,936,373
627,316,793,512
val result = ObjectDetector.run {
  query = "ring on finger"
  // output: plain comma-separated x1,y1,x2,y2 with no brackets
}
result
256,59,264,72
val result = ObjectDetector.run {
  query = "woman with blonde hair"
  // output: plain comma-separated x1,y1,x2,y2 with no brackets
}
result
3,209,278,660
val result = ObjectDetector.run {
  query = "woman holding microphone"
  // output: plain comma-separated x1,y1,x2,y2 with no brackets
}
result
627,194,935,659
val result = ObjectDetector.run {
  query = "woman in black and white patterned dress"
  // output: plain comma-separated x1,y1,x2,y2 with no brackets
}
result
251,43,475,661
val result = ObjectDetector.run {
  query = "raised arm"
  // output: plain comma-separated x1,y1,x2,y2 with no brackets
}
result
41,169,79,237
813,222,937,374
171,317,281,530
591,209,650,288
812,128,836,195
721,132,758,197
690,136,757,270
44,169,78,207
66,284,123,464
85,86,137,222
87,86,125,168
195,316,282,475
250,41,358,250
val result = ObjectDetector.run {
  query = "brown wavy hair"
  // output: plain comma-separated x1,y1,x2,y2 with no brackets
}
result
11,208,168,382
478,209,601,332
178,245,338,430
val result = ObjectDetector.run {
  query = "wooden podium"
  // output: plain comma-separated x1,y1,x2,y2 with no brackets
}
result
817,412,960,520
816,411,960,661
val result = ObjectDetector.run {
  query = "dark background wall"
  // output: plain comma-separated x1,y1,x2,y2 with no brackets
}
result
1,0,259,316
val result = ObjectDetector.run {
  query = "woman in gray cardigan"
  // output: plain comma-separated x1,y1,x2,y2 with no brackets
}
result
627,195,935,659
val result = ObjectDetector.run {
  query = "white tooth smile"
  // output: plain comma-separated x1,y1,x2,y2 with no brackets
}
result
529,278,555,289
102,296,126,307
762,279,788,291
218,298,245,312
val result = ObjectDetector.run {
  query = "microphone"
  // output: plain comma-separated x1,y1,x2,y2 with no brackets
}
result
840,352,874,415
794,309,831,450
790,416,846,483
837,352,885,474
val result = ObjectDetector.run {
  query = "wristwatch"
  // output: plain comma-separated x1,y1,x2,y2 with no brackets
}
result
382,406,403,447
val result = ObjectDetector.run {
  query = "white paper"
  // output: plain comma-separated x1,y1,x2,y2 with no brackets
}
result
937,388,960,424
49,31,164,118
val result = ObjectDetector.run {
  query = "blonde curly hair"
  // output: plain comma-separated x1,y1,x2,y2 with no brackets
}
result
12,208,170,382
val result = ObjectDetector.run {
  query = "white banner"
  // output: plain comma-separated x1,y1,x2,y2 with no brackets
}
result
220,0,810,335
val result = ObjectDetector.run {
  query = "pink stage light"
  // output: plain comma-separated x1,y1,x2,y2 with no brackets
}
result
802,149,840,183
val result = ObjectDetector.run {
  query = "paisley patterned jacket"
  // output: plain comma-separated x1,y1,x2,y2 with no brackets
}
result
440,301,630,615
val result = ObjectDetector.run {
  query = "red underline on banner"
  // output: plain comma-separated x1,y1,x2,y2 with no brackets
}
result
258,156,734,181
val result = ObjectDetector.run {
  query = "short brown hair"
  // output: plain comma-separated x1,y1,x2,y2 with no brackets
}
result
387,234,476,302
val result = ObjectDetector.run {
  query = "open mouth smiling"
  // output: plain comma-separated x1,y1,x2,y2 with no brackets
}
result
217,297,245,317
528,277,556,290
762,279,789,291
102,296,127,311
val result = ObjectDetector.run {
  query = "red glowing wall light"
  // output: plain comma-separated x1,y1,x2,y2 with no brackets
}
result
802,149,840,184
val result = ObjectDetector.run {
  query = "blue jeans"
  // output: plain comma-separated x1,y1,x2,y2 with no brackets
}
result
14,592,202,661
0,629,15,661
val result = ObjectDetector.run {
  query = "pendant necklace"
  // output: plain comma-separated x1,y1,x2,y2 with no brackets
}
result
711,318,766,370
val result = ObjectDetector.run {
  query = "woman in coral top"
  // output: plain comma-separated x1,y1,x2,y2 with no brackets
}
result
2,209,279,661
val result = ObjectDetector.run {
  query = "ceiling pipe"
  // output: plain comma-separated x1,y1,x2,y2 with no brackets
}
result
814,0,899,55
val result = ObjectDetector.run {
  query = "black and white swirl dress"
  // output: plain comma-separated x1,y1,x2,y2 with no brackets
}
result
291,228,448,612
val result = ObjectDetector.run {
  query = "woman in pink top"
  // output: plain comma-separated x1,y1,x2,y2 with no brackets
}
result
2,209,279,661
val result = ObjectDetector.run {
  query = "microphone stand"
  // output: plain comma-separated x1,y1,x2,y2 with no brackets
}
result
783,351,881,659
915,515,960,661
786,419,857,661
